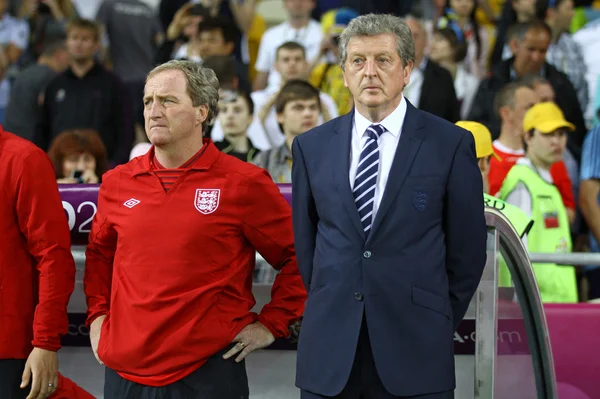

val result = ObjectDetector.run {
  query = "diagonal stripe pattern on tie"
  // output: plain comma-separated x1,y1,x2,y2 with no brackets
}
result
353,124,386,235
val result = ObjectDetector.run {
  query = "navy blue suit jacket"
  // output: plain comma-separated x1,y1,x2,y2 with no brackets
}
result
291,101,487,397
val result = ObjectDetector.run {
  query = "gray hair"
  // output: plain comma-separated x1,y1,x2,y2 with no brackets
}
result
147,60,219,131
338,14,415,70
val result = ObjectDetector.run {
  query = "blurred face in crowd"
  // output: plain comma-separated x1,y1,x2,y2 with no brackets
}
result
62,152,96,178
548,0,575,32
526,129,568,167
277,97,320,137
67,27,99,63
276,48,308,81
407,19,427,65
534,82,555,102
502,87,538,133
198,29,234,58
183,16,203,39
343,33,411,119
450,0,475,18
144,69,207,148
512,0,536,20
511,28,550,76
429,33,454,64
284,0,315,19
218,95,253,136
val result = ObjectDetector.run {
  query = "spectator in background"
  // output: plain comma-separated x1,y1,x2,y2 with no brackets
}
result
161,2,207,63
468,20,586,158
579,124,600,300
253,79,320,183
48,129,108,184
524,74,556,102
253,0,323,91
0,0,29,122
404,16,460,123
488,81,577,224
3,36,70,142
491,0,548,66
309,7,357,116
253,41,337,148
498,102,578,303
197,16,250,90
36,18,133,165
437,0,491,79
545,0,588,112
214,88,258,162
203,54,270,149
159,0,256,65
429,26,479,119
17,0,76,67
96,0,163,145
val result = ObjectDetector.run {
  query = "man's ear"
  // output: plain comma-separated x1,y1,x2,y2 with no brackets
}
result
499,105,511,122
197,104,209,125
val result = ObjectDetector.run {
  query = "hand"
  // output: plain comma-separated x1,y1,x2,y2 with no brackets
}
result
81,169,99,184
167,3,194,40
90,315,106,365
222,322,275,362
20,348,58,399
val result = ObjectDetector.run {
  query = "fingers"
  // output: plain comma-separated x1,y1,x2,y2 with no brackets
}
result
235,343,253,363
20,362,31,389
35,371,49,399
49,373,59,397
25,366,41,399
222,341,245,360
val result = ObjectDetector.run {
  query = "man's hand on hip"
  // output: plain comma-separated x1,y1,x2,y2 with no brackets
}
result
20,348,58,399
223,322,275,362
90,315,107,365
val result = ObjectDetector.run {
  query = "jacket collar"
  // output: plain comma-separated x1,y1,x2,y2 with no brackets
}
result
132,138,221,176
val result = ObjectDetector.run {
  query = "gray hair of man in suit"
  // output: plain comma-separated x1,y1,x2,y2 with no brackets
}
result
337,13,416,70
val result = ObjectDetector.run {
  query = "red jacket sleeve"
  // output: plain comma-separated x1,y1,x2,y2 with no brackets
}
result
240,169,307,338
16,150,75,351
84,175,118,327
550,161,575,210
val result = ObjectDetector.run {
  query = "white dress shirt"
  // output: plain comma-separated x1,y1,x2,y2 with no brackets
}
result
349,97,407,220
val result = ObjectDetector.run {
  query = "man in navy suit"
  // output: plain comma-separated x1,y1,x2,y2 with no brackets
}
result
291,13,488,399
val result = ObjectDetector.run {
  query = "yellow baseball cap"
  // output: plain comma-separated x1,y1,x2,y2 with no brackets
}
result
455,121,501,160
522,102,575,134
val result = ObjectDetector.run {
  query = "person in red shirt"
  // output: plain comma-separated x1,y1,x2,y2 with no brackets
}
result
0,128,75,399
488,80,576,223
84,59,307,398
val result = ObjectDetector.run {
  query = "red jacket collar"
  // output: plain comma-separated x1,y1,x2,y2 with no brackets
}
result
132,139,220,176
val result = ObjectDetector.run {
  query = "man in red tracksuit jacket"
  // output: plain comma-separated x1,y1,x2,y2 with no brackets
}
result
84,59,307,398
0,127,76,399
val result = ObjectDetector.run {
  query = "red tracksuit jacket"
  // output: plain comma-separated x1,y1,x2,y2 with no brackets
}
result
84,140,306,386
0,128,75,359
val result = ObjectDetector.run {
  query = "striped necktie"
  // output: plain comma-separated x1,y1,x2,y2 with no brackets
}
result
353,124,386,235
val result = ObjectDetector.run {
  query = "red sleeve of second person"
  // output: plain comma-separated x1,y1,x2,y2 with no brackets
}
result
550,161,575,210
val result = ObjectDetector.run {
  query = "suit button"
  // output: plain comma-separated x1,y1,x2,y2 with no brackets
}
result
363,250,372,259
355,292,364,301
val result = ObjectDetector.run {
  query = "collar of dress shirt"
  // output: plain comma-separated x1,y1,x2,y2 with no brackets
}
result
354,95,407,140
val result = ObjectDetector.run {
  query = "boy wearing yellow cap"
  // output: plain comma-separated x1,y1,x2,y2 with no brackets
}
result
456,121,534,239
498,102,578,303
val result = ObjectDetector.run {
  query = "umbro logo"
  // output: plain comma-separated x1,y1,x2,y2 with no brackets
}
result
123,198,141,208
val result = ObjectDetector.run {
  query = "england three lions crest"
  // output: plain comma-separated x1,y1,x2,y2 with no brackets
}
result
194,189,220,214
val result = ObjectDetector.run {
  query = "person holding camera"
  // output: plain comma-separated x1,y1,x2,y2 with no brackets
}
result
309,8,358,116
47,129,108,184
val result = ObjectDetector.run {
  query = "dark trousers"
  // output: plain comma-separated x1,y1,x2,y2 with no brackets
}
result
0,359,28,399
301,320,454,399
104,346,249,399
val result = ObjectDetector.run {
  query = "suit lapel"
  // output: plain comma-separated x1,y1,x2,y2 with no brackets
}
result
332,110,366,240
368,102,425,241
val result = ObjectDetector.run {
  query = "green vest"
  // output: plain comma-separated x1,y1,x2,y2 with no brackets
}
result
483,193,533,238
498,164,578,303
